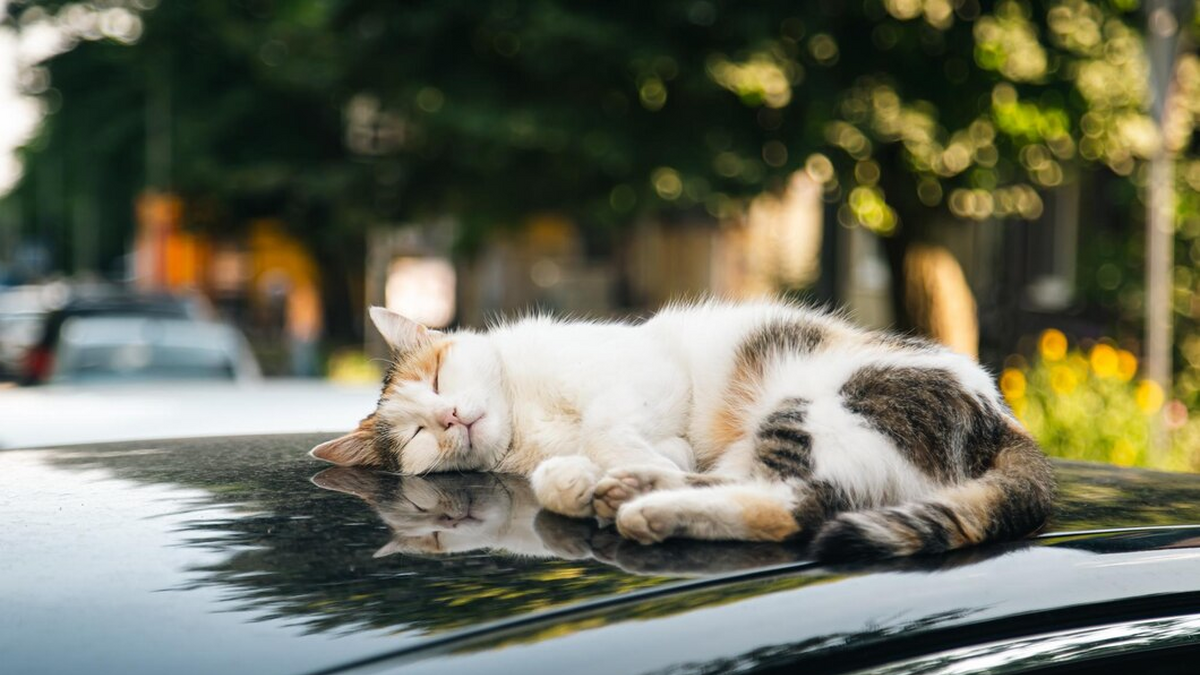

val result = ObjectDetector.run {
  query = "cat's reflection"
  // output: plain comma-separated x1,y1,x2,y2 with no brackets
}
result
311,467,804,576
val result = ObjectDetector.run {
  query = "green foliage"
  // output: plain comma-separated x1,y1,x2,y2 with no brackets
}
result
5,0,1200,261
1003,328,1200,471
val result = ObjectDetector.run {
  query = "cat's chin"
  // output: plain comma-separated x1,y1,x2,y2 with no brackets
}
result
467,422,512,467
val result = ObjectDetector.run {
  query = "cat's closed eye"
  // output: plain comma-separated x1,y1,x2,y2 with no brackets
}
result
403,427,424,449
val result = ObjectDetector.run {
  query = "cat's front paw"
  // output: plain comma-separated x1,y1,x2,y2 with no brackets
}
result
531,456,602,518
615,498,681,545
593,466,684,519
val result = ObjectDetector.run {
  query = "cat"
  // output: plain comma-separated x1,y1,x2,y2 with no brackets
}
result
312,466,803,575
311,300,1055,560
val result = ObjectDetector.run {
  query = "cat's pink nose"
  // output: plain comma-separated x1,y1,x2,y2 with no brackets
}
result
439,410,462,429
441,408,484,430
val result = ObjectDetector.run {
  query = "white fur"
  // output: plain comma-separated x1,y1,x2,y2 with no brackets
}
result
359,299,1007,544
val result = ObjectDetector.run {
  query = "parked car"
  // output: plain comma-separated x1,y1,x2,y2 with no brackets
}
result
19,290,208,384
0,307,43,379
0,284,63,380
2,433,1199,674
48,315,260,384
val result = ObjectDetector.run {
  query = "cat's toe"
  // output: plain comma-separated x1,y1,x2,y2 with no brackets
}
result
594,466,681,519
616,502,675,545
593,476,636,519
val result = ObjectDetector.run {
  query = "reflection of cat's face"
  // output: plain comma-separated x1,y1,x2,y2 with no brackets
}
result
371,474,514,556
312,469,529,557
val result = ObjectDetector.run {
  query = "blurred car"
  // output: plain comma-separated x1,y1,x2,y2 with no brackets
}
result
0,308,44,379
0,284,64,379
19,290,208,384
48,315,259,384
2,434,1200,675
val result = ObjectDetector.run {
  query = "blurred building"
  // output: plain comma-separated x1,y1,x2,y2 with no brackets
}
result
132,195,323,375
363,173,829,344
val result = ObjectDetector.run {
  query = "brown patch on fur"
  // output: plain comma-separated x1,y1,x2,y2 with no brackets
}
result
711,319,827,453
386,340,452,389
894,524,925,554
840,365,1000,482
710,399,749,451
736,493,801,541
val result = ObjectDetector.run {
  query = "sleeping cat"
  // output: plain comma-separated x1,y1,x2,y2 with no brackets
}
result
311,300,1055,560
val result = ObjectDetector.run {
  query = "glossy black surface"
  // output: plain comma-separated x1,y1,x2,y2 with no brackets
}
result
2,434,1200,675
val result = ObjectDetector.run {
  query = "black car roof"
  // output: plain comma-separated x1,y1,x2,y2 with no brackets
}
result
34,293,196,344
2,433,1199,675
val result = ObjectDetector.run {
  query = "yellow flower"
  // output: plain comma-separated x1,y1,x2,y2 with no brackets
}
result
1135,380,1165,414
1039,328,1068,362
1050,365,1078,395
1111,438,1138,467
1000,368,1027,401
1089,344,1119,378
1010,397,1027,421
1116,349,1138,382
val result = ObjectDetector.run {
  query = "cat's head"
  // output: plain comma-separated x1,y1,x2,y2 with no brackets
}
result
310,307,512,473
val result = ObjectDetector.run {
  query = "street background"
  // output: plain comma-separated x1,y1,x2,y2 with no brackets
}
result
1,0,1199,469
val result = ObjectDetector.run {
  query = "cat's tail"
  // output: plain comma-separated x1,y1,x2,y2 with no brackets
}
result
810,425,1056,561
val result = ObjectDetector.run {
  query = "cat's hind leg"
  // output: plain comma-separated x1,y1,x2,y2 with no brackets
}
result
614,479,853,544
614,396,859,544
615,482,798,544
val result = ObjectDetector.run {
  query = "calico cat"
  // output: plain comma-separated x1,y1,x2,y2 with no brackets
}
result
311,300,1055,560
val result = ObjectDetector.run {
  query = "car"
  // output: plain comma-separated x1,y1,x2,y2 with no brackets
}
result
19,290,208,384
47,315,260,384
0,308,43,379
0,283,64,380
3,432,1200,675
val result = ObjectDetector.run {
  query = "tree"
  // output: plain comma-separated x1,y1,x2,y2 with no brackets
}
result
5,1,1200,346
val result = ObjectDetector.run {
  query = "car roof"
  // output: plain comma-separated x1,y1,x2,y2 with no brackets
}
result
2,433,1199,675
34,292,198,344
56,315,238,348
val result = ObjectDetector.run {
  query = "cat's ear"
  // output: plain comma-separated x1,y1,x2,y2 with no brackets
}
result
369,306,430,353
310,415,380,467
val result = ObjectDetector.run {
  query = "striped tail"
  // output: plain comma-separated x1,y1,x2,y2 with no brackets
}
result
810,427,1056,561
